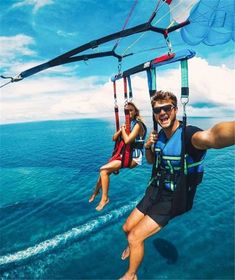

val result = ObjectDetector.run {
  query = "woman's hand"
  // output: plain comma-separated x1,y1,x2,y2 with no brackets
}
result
121,124,126,131
112,125,125,141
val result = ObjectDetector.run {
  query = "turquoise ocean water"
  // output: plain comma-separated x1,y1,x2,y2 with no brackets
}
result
0,117,234,279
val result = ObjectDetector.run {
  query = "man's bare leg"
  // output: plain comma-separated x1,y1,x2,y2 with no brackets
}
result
119,215,162,280
121,208,145,260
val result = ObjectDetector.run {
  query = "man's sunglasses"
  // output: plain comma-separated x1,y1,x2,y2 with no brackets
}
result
153,104,175,114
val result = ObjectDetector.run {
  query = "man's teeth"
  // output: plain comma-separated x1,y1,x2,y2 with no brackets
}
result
160,116,168,121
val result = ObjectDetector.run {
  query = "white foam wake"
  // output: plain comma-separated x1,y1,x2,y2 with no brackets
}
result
0,202,136,266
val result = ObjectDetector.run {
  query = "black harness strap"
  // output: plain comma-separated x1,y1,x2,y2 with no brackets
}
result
113,80,120,131
146,67,158,132
127,76,133,101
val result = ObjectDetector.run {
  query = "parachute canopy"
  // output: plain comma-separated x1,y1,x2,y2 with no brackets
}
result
180,0,235,46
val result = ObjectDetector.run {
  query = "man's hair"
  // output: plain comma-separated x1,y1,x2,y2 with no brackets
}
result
151,90,177,107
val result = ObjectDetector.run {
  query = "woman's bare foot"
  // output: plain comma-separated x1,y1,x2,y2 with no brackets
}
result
121,246,130,260
95,198,110,211
89,189,100,203
89,193,96,203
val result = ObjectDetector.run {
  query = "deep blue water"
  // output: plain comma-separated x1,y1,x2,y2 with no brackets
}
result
0,117,234,279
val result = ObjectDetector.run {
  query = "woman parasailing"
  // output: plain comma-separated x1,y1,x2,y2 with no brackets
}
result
89,101,147,211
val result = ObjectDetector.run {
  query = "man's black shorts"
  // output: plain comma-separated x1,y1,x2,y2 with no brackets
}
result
136,185,174,227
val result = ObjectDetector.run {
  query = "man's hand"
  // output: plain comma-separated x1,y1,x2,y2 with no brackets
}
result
145,130,158,149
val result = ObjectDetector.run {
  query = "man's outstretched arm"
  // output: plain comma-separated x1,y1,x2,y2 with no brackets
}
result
192,121,235,150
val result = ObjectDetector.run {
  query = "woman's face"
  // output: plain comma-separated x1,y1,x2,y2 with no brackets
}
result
127,104,136,119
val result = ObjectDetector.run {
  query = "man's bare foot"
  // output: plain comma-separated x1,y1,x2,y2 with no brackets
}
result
95,198,109,211
119,272,137,280
121,246,130,260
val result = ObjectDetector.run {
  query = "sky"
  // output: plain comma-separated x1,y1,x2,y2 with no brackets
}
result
0,0,234,124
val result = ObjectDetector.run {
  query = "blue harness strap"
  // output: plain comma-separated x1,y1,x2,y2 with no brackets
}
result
146,68,156,98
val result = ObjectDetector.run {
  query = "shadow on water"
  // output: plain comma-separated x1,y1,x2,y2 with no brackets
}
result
153,238,178,264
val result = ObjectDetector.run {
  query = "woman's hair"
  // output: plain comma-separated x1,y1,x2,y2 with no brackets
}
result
127,101,144,123
151,90,178,107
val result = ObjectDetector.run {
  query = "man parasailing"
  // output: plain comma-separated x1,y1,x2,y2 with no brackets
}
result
119,90,235,280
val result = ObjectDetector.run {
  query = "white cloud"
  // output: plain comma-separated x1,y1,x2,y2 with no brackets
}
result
0,33,80,83
0,75,114,124
0,57,234,124
12,0,54,13
56,30,77,38
189,57,235,108
0,35,36,70
0,35,35,57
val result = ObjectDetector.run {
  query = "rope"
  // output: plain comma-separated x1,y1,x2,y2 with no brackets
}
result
121,0,166,56
113,0,139,50
0,74,24,88
150,0,163,19
127,42,182,56
0,80,12,88
121,0,195,57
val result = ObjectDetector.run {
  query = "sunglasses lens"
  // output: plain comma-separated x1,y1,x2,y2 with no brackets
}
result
164,105,173,112
153,105,174,114
153,108,159,114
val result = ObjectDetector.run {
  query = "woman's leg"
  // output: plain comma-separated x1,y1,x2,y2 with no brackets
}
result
96,160,122,211
89,175,102,203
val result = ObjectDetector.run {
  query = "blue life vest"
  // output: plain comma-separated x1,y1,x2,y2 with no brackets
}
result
153,125,205,191
131,119,147,158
